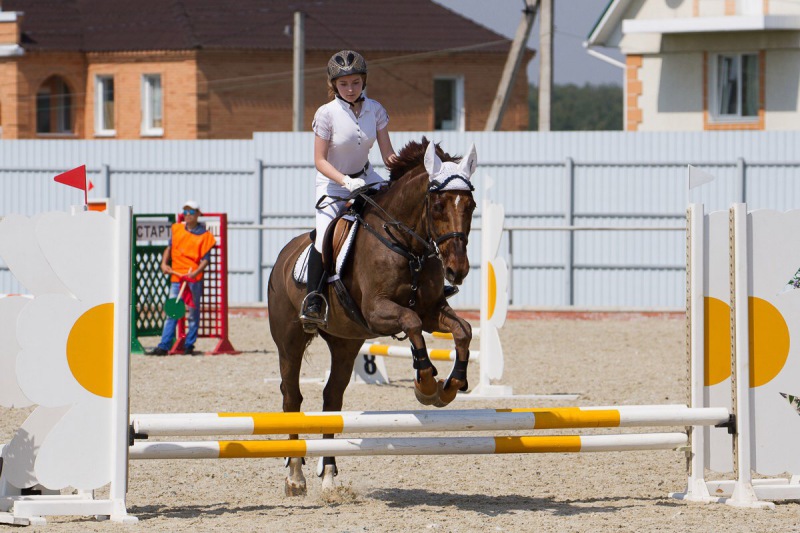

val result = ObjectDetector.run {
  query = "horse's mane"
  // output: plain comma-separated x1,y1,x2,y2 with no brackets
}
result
387,137,459,181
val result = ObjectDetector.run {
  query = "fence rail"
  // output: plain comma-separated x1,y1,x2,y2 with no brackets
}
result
1,131,800,308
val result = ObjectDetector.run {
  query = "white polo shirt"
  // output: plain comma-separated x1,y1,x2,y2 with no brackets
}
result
312,95,389,186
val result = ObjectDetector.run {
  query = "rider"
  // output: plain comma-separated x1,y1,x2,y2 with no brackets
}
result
300,50,397,331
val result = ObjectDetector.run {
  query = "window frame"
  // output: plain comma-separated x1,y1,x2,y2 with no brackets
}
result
708,52,760,124
141,73,164,137
35,76,74,136
94,75,116,137
433,75,465,132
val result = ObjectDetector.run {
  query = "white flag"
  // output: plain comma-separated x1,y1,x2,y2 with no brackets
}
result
688,165,715,189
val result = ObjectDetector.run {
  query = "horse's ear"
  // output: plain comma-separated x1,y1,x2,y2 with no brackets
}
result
424,141,442,178
457,143,478,178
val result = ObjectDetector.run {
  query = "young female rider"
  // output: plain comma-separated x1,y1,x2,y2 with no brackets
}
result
300,50,397,331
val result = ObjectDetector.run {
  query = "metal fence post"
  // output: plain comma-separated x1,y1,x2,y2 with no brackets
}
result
255,159,264,302
564,157,575,306
507,229,514,306
737,157,746,203
102,164,111,199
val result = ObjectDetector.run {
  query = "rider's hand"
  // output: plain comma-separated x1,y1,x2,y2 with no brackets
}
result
343,176,366,192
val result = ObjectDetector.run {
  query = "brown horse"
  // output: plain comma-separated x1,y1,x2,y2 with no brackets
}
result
267,138,477,495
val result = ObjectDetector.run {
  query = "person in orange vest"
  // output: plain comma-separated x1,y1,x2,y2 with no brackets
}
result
148,200,216,356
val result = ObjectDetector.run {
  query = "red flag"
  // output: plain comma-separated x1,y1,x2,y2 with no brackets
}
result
54,165,87,191
179,276,196,308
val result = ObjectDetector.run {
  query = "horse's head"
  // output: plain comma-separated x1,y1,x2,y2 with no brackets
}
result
423,141,477,286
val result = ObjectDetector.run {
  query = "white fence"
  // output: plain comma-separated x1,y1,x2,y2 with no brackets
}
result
1,131,799,308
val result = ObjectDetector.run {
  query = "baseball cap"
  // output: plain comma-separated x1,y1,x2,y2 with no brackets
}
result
183,200,200,212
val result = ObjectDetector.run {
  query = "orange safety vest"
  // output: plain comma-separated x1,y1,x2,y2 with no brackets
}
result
170,222,216,283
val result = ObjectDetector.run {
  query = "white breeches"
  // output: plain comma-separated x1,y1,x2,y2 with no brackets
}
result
314,169,385,253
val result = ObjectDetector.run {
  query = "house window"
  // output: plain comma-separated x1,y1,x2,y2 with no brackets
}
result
95,75,115,135
141,74,163,136
36,76,73,134
434,77,464,131
712,53,759,121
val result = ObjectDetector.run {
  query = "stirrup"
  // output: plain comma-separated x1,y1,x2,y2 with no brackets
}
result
300,292,329,331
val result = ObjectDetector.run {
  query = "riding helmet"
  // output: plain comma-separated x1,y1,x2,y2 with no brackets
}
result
327,50,367,81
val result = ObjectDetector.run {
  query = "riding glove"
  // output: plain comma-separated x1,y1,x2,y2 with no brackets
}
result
343,176,366,192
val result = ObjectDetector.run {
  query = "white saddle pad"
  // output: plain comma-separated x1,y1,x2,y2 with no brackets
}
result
293,218,358,284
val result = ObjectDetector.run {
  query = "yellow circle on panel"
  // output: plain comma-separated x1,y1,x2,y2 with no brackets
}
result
704,297,731,386
487,261,496,321
748,296,789,388
67,302,114,398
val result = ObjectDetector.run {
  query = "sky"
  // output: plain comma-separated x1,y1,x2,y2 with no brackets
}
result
432,0,623,86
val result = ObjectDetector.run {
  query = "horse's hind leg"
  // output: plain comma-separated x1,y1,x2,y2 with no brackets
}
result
275,319,314,496
317,335,362,492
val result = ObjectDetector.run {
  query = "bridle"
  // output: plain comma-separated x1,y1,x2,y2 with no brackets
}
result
425,175,474,252
345,174,474,308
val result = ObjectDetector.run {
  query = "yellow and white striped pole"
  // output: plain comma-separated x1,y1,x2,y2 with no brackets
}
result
358,342,480,363
129,433,689,460
423,329,480,340
131,406,729,437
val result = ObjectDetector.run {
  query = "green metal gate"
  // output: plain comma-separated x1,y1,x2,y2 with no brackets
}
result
131,214,175,353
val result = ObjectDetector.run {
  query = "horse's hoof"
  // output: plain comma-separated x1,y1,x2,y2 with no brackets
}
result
320,465,337,492
433,379,460,407
415,369,438,397
414,385,439,406
285,477,307,497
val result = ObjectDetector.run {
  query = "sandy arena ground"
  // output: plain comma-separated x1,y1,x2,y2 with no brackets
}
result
2,312,799,532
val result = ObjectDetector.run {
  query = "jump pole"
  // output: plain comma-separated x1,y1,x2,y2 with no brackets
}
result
131,406,730,437
130,433,689,460
358,342,479,363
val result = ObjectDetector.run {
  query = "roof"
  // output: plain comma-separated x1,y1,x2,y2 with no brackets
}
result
587,0,800,47
3,0,514,54
586,0,625,47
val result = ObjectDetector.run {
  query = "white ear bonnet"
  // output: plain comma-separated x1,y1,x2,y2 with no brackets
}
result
424,142,477,192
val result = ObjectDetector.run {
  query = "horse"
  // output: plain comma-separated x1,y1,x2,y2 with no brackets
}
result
267,138,477,495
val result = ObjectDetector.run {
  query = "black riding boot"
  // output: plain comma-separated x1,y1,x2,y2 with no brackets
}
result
300,247,327,332
444,284,459,299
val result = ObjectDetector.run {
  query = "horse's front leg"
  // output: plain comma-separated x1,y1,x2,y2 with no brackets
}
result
279,348,307,496
317,336,362,493
363,298,439,406
274,313,312,496
428,304,472,407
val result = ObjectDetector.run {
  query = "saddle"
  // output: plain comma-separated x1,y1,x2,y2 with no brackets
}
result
293,203,373,333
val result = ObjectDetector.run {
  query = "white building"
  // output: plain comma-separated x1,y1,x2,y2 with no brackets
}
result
586,0,800,131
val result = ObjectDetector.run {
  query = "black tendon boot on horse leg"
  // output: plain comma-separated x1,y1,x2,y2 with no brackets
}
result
300,247,328,333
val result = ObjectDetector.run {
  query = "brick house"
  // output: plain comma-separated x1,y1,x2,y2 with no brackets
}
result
0,0,532,139
587,0,800,131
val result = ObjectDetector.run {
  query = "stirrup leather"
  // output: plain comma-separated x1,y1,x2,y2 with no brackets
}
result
300,292,329,327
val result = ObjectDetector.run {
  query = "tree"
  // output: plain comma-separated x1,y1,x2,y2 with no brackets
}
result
530,83,623,131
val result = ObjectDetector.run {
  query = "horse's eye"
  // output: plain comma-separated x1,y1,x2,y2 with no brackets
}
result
431,201,445,215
